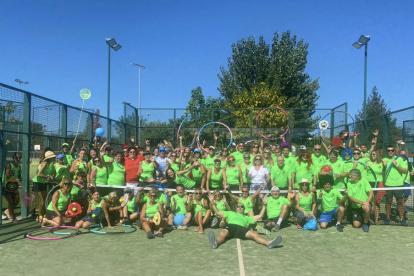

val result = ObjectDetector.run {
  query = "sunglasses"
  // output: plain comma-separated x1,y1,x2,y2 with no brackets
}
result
350,174,357,177
194,192,202,195
129,151,136,154
236,205,245,209
94,159,100,162
264,152,270,154
314,149,321,151
159,150,165,153
387,150,394,152
302,154,308,157
255,159,262,161
15,157,21,160
301,183,310,186
353,152,360,155
253,146,259,148
229,159,235,162
244,157,250,159
344,154,350,156
149,194,157,198
222,149,228,152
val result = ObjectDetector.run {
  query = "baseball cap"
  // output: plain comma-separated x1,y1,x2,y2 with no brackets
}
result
62,143,69,147
271,186,279,191
299,145,307,150
194,148,201,153
209,146,215,150
159,146,166,152
122,144,129,149
56,154,64,160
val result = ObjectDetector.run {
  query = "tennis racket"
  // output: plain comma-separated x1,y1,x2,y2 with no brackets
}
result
66,202,82,218
5,178,19,192
121,193,129,207
153,211,161,225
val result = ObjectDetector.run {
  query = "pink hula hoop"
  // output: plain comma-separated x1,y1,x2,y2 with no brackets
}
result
256,107,289,140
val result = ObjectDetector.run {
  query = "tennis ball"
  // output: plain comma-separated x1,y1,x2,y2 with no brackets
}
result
119,198,124,203
39,216,43,220
92,214,96,218
72,207,77,211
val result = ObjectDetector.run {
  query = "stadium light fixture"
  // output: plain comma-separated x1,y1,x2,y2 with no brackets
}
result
352,34,370,144
106,38,122,118
131,63,146,144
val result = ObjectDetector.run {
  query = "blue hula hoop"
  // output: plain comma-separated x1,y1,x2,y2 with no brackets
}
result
197,122,233,154
177,114,199,147
318,111,355,144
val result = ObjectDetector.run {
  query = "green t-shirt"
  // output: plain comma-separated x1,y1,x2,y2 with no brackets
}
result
171,194,188,215
266,196,290,218
283,155,297,170
209,169,223,189
222,211,254,228
366,162,384,183
193,199,207,216
348,178,372,208
62,153,74,166
320,188,343,212
298,192,313,214
383,157,405,187
108,162,125,186
54,163,70,181
139,161,154,182
47,190,70,212
204,155,216,170
240,163,252,184
2,163,21,187
270,165,291,188
312,154,327,177
145,202,160,218
225,166,240,186
291,161,315,189
324,160,346,189
239,197,253,215
176,175,196,189
231,151,245,166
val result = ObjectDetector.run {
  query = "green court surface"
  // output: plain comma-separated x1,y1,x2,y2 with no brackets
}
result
1,219,414,276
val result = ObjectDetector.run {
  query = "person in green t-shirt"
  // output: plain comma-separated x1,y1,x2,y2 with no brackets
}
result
209,189,231,228
227,184,265,216
318,174,347,232
187,188,211,234
168,184,192,230
347,169,373,232
75,190,104,229
42,178,72,227
294,178,317,229
140,190,167,239
2,152,22,223
320,151,348,189
291,150,317,190
270,156,291,189
311,144,326,188
399,150,412,219
264,186,292,232
101,192,123,229
231,142,246,166
207,193,282,250
383,145,408,226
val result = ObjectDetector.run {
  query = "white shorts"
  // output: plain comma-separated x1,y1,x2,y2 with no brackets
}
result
126,183,139,196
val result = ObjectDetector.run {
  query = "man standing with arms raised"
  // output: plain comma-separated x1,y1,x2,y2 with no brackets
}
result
311,144,326,188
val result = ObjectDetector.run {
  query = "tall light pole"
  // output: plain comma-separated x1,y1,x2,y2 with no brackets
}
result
14,79,29,151
131,63,145,144
353,35,370,143
106,38,122,119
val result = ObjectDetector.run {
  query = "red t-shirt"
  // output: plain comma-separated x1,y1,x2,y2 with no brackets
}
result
124,155,144,183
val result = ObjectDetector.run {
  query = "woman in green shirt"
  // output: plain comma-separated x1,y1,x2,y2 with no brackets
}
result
90,157,109,195
294,179,316,229
70,148,88,182
205,159,224,193
42,178,72,227
140,190,166,239
188,188,211,234
210,189,231,228
101,150,126,195
366,149,387,224
137,151,159,187
75,190,104,229
223,156,241,191
33,150,56,222
239,153,252,190
2,152,22,223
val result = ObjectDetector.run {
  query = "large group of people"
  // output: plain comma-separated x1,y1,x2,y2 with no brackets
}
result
1,129,413,248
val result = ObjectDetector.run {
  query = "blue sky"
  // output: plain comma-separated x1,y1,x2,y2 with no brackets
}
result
2,0,413,123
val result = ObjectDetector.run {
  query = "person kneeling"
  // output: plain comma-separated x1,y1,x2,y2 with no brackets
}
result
207,193,282,249
318,175,347,232
75,190,105,229
347,169,373,232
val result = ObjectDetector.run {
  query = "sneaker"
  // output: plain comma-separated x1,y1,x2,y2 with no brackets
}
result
136,220,143,228
2,215,9,220
177,225,188,230
255,225,271,236
155,232,164,238
267,235,283,249
401,219,408,226
147,231,155,239
362,224,369,232
273,224,281,232
385,218,391,225
208,231,217,249
336,224,344,232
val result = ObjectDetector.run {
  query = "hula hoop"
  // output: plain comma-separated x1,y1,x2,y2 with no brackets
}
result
256,107,289,140
46,226,81,236
384,155,409,186
318,111,355,144
177,114,199,147
89,224,137,234
345,160,377,188
24,226,79,240
197,122,233,154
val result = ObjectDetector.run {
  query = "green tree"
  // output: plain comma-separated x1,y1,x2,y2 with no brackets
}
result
218,31,320,129
355,86,399,148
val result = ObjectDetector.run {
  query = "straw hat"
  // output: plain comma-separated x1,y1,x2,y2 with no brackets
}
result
43,151,56,161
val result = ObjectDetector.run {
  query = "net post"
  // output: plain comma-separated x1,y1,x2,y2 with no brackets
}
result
21,92,32,218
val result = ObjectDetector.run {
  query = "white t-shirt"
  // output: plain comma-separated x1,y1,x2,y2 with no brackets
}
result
249,166,269,184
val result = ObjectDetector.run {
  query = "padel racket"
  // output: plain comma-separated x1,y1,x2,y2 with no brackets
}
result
121,193,129,207
66,202,82,218
5,178,19,192
153,211,161,225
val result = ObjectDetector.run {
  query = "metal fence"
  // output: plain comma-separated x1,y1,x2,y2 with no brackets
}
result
2,81,414,222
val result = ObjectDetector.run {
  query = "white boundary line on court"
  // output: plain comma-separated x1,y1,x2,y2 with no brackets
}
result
236,238,246,276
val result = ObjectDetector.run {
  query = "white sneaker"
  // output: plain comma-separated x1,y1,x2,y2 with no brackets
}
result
2,215,9,220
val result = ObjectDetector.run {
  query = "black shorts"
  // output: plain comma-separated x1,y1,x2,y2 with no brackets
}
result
385,186,404,200
2,187,19,197
80,214,101,224
46,209,65,220
351,207,363,223
223,224,249,240
33,182,48,192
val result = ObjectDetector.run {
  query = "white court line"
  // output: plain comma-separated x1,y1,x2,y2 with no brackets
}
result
236,238,246,276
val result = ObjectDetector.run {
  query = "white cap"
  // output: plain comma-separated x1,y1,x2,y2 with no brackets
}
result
271,186,279,191
299,145,307,150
